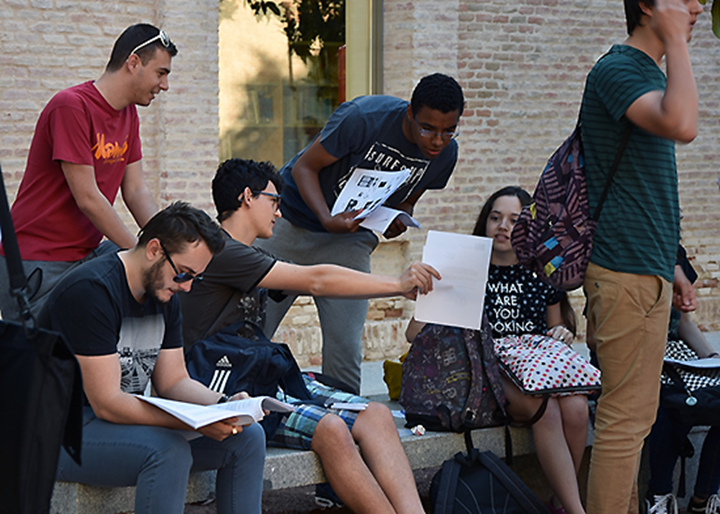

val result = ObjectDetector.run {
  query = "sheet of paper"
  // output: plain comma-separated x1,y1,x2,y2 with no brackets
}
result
665,357,720,369
330,168,410,218
359,206,421,234
414,231,493,330
328,402,368,411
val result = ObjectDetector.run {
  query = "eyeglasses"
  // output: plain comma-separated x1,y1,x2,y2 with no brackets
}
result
413,117,459,140
253,191,282,209
129,29,171,57
158,241,202,283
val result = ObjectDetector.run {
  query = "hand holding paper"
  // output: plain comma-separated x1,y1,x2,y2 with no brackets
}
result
399,262,441,299
413,231,493,330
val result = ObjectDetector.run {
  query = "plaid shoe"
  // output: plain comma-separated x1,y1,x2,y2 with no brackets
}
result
645,493,678,514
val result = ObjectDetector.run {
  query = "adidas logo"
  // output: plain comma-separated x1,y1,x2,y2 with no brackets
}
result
216,355,232,369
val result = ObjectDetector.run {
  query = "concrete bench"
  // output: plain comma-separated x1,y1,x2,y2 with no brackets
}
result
50,395,548,514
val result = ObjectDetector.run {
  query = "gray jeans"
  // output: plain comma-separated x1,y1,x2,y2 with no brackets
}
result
254,218,379,394
57,407,266,514
0,241,119,321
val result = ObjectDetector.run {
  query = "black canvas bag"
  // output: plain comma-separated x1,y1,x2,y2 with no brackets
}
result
0,164,83,514
431,433,550,514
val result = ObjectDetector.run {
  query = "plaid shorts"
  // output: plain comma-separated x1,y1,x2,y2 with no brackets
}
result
270,376,367,450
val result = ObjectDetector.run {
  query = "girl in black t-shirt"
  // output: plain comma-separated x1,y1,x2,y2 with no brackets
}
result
406,186,591,514
476,186,589,514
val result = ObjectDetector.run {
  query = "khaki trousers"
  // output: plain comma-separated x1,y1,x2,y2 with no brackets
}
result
584,262,672,514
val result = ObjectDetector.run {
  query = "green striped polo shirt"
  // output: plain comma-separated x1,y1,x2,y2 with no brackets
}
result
580,44,679,283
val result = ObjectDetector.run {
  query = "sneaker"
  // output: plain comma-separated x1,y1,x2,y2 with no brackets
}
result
314,482,344,509
689,494,720,514
707,494,720,514
645,493,678,514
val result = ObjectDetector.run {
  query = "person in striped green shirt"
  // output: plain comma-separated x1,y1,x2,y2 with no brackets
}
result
579,0,703,512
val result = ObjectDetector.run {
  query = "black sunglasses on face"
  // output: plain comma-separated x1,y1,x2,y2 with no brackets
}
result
158,241,202,283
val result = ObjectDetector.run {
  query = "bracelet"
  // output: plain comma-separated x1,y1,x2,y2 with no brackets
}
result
217,394,230,404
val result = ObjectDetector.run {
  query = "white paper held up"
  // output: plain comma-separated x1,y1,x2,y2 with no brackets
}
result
136,395,295,430
414,231,493,330
331,168,410,218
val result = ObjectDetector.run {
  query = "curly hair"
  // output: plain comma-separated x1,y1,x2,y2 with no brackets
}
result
410,73,465,116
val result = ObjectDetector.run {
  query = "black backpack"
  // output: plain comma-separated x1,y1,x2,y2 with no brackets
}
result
185,320,313,438
431,433,550,514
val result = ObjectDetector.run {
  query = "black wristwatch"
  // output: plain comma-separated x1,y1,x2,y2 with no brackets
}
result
217,394,231,404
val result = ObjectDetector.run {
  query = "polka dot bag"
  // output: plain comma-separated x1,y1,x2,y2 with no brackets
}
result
494,334,601,396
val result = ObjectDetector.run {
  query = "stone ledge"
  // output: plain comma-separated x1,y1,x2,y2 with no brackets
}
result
50,398,546,514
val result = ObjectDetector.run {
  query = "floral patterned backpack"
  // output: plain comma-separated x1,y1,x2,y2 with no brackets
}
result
400,315,510,432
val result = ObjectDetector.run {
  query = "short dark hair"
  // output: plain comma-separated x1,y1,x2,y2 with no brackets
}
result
410,73,465,116
624,0,653,35
106,24,178,72
138,202,225,255
472,186,532,237
212,159,284,222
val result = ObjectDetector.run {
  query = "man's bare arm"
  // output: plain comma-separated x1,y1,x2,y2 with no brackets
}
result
259,261,440,298
62,161,138,249
121,160,158,229
79,350,240,441
291,138,364,234
625,0,698,143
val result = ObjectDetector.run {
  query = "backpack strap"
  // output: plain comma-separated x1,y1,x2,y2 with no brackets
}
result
591,124,633,222
476,451,552,514
463,426,515,466
434,452,463,514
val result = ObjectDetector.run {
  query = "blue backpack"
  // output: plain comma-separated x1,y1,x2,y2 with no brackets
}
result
185,320,313,438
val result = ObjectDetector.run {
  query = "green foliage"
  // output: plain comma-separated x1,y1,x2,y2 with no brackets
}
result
698,0,720,37
241,0,345,62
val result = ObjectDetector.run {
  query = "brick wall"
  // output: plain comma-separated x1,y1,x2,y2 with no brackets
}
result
0,0,219,214
1,0,718,368
384,0,720,345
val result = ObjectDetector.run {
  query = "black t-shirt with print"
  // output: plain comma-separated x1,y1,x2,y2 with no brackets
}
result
484,264,564,339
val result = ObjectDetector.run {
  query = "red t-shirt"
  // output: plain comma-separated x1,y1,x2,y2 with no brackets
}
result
9,81,142,261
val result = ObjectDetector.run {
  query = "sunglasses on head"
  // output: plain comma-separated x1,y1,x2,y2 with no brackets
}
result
158,241,202,283
129,29,171,57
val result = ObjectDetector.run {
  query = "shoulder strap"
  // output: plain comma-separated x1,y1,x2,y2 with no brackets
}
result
0,164,34,326
476,451,551,513
592,124,633,221
434,452,463,514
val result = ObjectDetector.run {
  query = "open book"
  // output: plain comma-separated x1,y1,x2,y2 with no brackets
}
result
136,395,295,430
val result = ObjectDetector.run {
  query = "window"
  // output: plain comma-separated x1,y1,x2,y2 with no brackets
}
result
219,0,380,168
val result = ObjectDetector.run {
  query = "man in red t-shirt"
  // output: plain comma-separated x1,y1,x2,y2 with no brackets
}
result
0,24,178,321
